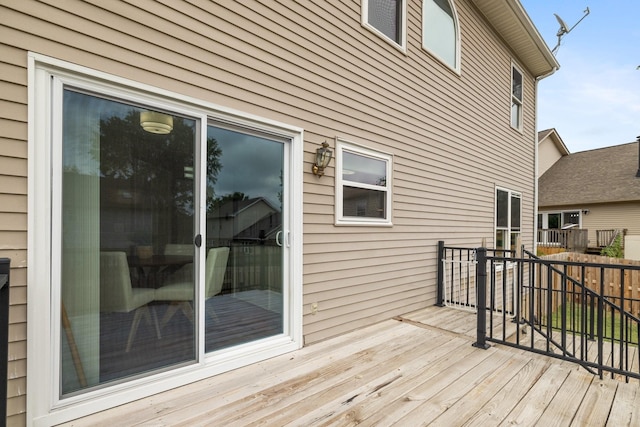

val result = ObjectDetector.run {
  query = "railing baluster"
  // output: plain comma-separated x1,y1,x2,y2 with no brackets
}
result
598,267,604,379
436,241,445,307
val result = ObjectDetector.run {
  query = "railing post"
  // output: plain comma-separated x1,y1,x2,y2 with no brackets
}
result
436,240,445,307
473,247,490,349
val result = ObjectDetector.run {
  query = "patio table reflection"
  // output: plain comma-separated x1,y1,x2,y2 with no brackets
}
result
127,255,193,288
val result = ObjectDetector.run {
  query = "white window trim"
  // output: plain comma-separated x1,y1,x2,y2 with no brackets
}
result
335,139,393,226
510,62,524,132
495,186,522,252
538,210,583,229
27,53,304,426
421,0,461,74
361,0,407,52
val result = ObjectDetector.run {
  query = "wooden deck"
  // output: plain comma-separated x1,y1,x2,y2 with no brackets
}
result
61,306,640,426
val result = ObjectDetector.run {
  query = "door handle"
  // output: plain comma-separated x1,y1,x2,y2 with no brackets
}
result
275,231,283,247
194,234,202,247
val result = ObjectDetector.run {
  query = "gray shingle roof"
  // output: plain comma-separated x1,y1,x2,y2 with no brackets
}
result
539,141,640,207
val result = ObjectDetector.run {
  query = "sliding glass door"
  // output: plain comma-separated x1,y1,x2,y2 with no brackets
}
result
58,89,289,397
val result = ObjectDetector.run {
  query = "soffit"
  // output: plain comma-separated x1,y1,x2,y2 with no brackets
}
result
471,0,559,77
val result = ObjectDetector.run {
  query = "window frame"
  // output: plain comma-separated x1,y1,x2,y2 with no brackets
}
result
510,63,524,131
421,0,461,73
538,210,582,229
335,139,393,226
362,0,407,51
495,187,522,254
27,53,304,425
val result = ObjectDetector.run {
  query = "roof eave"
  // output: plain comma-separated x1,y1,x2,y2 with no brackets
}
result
471,0,560,77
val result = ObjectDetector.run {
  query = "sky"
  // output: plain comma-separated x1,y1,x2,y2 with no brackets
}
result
520,1,640,153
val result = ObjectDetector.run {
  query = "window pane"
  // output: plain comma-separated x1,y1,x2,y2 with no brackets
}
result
510,194,520,229
343,151,387,186
368,0,402,43
343,186,386,218
61,90,196,395
511,101,521,128
496,229,507,251
205,126,284,353
423,0,456,67
496,189,508,228
510,232,520,252
563,211,580,226
548,213,560,229
512,67,522,101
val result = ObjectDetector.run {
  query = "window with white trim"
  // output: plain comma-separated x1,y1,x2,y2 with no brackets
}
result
422,0,460,71
336,141,392,225
511,65,523,130
362,0,406,48
495,188,521,253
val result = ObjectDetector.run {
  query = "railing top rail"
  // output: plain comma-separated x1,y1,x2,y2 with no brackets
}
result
442,246,515,255
486,254,640,271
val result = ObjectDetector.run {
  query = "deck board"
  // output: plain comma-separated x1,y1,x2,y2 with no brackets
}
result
60,306,639,427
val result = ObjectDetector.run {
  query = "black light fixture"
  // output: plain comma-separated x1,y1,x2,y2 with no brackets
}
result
312,141,333,177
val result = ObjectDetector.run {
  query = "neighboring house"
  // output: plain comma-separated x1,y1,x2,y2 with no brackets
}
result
538,137,640,257
538,128,570,176
0,1,558,425
206,197,282,243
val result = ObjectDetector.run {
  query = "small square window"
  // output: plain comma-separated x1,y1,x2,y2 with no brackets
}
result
336,140,392,226
363,0,406,48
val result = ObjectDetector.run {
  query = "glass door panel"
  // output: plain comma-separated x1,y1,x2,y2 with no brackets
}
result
204,125,285,353
60,89,196,395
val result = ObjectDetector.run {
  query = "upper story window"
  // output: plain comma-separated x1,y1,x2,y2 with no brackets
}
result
336,140,393,226
511,65,523,130
362,0,406,49
422,0,460,71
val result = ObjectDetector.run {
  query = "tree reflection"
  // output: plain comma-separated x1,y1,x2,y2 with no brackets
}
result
97,110,221,248
98,111,221,214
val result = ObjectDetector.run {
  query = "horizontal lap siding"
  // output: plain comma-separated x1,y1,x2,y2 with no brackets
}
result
0,36,28,426
305,0,537,342
581,202,640,244
1,0,539,418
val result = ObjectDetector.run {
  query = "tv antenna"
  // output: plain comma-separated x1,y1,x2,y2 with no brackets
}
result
551,7,590,55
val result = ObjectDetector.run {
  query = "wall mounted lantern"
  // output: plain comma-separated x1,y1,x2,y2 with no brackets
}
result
312,141,333,177
140,111,173,134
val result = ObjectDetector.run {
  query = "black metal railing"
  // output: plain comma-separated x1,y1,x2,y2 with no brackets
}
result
437,241,514,310
471,247,640,382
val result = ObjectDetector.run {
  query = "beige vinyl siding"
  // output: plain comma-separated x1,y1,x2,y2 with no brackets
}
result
582,202,640,245
2,0,544,419
0,38,28,426
538,137,565,176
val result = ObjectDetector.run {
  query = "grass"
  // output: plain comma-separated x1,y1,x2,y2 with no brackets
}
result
549,302,639,345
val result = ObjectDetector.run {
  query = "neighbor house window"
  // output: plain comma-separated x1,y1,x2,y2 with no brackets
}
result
422,0,459,71
362,0,406,48
496,188,521,253
336,141,392,225
511,65,523,130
